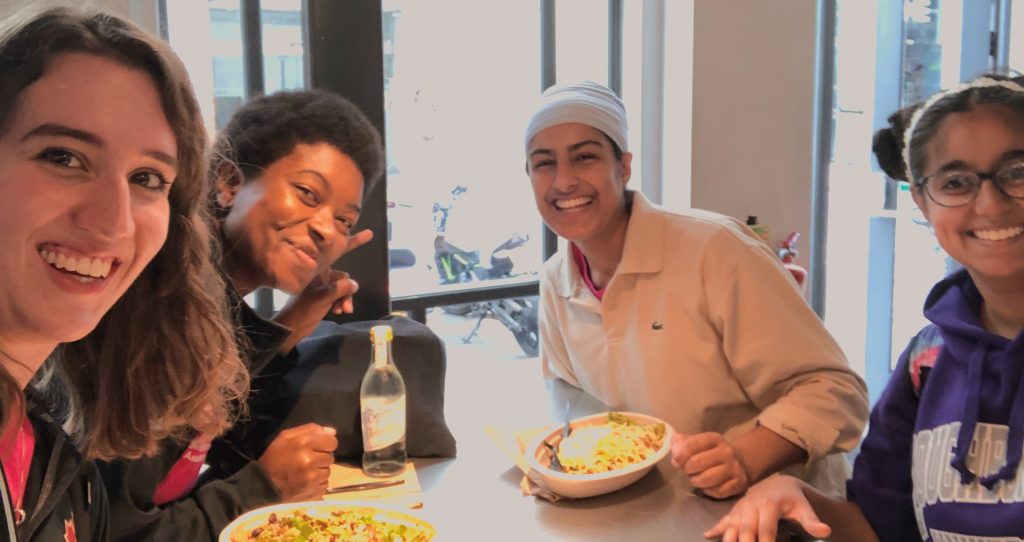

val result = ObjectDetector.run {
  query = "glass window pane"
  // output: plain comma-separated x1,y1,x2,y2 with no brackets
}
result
384,1,542,301
555,0,609,85
261,0,305,93
901,0,946,107
826,0,983,402
208,0,245,129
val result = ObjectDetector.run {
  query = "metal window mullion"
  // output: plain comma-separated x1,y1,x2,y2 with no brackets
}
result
608,0,623,96
541,0,558,261
240,0,265,99
994,0,1012,70
157,0,169,41
639,0,665,205
808,0,837,318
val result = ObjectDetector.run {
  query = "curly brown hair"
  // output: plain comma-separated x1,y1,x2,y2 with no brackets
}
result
0,7,249,459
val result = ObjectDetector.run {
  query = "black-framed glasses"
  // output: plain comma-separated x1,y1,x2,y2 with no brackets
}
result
918,159,1024,207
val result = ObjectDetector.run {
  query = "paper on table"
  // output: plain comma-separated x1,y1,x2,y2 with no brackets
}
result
323,463,423,509
483,425,563,502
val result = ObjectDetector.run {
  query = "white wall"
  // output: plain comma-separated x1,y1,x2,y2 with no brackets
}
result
689,1,818,259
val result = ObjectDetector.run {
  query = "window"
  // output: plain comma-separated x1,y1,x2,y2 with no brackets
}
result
380,0,543,358
825,0,999,404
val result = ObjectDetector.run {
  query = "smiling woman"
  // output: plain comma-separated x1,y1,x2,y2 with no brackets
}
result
0,6,248,541
709,74,1024,542
96,89,389,541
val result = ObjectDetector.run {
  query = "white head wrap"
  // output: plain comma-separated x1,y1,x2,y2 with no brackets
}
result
903,77,1024,184
524,81,628,153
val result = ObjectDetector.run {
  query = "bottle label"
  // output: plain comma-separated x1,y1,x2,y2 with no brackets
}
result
361,395,406,452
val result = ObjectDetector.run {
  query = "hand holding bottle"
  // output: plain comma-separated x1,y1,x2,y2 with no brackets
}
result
258,423,338,502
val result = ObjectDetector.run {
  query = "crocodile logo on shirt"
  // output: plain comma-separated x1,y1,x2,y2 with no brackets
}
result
651,321,663,330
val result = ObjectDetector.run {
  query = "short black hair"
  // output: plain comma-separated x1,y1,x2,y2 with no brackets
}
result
211,89,385,203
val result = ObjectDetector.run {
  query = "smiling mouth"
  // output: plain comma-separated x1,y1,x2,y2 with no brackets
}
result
970,225,1024,241
284,239,318,267
39,247,116,283
554,196,593,211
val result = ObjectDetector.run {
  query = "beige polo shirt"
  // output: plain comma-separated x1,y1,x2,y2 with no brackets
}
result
539,192,868,493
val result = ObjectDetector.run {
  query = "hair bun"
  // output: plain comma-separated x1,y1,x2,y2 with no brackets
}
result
872,126,907,181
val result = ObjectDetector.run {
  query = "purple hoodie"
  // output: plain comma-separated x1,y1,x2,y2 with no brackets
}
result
848,270,1024,541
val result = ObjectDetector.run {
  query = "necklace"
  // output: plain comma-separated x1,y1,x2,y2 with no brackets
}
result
0,347,34,388
0,415,33,525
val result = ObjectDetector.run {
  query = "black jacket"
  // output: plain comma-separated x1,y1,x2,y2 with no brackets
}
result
0,403,107,542
99,291,294,542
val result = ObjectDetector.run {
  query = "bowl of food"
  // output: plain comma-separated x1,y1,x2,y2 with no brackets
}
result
525,411,674,499
220,501,436,542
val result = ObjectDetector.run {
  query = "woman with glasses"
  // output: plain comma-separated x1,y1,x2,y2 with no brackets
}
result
706,74,1024,542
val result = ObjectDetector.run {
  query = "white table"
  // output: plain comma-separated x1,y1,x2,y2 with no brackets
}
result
408,361,737,542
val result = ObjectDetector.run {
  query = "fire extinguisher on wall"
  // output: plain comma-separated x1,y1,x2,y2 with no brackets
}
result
778,232,808,294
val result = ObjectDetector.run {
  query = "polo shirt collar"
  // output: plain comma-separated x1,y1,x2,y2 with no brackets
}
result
553,190,665,297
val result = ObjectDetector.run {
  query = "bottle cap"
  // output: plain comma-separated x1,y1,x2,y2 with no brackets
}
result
370,325,393,344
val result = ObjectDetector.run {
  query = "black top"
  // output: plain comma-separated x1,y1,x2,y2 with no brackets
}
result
99,288,295,542
1,400,108,542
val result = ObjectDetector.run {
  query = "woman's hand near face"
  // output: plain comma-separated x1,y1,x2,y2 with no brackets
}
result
272,229,373,353
257,423,338,502
703,474,831,542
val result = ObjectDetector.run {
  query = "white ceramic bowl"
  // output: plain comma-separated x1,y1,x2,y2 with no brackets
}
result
219,501,436,542
525,411,675,499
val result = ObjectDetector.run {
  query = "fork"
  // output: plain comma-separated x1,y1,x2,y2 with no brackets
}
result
543,441,565,472
561,400,573,441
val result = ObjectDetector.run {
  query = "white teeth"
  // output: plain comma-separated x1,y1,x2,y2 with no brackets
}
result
973,226,1024,241
39,249,114,279
555,197,592,210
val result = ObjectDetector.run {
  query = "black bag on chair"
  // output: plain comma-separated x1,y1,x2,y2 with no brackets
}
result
277,315,457,459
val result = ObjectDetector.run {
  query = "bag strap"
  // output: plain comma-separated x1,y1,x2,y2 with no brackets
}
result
0,461,18,541
908,326,944,396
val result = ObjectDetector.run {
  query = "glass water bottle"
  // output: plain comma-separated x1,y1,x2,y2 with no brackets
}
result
360,325,407,477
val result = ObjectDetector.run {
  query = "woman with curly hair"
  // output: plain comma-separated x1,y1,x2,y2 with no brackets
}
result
0,6,247,540
101,89,387,541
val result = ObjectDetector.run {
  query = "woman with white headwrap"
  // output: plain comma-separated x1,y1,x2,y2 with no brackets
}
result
708,74,1024,542
524,81,868,500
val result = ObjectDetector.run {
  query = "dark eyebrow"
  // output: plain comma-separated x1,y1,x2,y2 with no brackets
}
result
528,139,605,160
998,149,1024,163
21,123,102,146
298,169,362,213
20,122,178,169
931,160,969,174
568,139,605,152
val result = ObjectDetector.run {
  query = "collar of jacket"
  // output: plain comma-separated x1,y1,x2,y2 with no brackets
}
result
227,284,290,374
19,403,84,540
553,190,666,298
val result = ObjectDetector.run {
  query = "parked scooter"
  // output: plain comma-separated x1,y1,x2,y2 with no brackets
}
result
432,186,539,357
